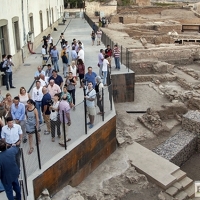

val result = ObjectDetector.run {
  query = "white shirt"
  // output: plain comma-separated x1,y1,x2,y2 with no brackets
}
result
39,78,48,87
50,101,59,121
86,88,96,108
41,48,46,55
102,59,109,71
32,86,43,102
78,49,84,62
48,36,53,44
1,124,22,144
69,65,77,77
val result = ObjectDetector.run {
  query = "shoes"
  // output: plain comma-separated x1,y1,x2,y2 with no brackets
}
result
59,143,65,147
10,86,16,88
28,147,34,155
87,122,91,125
52,138,55,142
44,130,50,135
89,124,94,129
57,135,61,138
23,138,27,143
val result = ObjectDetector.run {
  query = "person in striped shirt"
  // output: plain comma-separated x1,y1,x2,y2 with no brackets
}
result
113,44,121,70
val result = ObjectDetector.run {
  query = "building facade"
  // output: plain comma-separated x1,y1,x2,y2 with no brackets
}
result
0,0,64,68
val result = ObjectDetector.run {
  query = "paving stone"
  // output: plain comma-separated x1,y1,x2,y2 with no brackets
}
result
165,186,179,196
184,182,195,198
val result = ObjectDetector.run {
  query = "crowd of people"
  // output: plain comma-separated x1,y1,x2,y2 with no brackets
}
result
0,25,121,199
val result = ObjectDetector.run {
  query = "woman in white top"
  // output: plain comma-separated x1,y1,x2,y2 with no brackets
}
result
50,93,61,142
18,87,30,106
102,55,109,86
68,61,77,78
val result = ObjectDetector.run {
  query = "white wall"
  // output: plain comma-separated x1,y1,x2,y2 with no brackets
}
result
0,0,64,55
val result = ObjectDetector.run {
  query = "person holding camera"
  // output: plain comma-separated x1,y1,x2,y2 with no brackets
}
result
50,93,61,142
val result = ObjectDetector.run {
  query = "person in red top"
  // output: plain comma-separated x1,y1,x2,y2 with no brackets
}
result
105,45,113,67
77,59,85,88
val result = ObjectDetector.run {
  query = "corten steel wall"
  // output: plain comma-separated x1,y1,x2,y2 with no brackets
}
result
33,116,117,199
112,73,135,103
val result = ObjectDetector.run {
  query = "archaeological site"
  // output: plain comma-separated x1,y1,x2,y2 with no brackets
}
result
49,1,200,200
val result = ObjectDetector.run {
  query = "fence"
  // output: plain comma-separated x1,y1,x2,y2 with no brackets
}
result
84,13,131,72
23,83,113,177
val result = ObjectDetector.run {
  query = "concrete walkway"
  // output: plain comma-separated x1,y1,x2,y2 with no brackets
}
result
0,15,130,199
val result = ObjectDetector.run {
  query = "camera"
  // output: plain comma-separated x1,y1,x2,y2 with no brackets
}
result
81,79,86,84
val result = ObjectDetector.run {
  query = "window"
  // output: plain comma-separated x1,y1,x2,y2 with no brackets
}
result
52,8,54,23
0,19,9,59
40,11,43,32
0,27,5,56
30,15,34,33
13,21,20,50
47,10,49,27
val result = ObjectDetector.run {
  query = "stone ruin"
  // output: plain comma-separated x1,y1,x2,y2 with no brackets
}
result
138,103,188,135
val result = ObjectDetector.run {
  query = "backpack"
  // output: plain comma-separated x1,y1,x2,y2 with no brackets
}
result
0,61,6,72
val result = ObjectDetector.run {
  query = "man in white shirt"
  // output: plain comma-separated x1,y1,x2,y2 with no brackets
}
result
96,28,102,46
84,82,96,129
39,74,48,87
1,117,23,168
77,46,84,62
102,55,109,86
47,34,53,45
32,81,43,124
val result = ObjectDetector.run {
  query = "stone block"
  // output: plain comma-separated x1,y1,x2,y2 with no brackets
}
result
165,186,179,196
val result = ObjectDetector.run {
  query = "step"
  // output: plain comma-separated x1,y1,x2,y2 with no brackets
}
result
173,182,183,190
165,186,179,196
184,182,195,198
178,177,193,190
172,169,187,182
174,191,188,200
126,142,179,189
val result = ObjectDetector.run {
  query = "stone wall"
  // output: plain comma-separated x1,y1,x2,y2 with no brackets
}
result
85,1,117,17
153,129,197,166
130,45,200,65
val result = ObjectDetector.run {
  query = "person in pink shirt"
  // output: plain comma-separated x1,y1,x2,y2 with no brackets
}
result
47,80,61,98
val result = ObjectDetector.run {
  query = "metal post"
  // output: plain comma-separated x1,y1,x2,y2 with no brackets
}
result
102,88,104,121
20,148,28,196
121,45,123,64
126,48,128,68
128,50,130,72
35,126,41,169
62,110,67,150
20,180,26,200
83,87,87,134
109,84,112,111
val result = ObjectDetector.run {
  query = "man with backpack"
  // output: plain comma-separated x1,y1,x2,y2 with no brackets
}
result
2,55,16,91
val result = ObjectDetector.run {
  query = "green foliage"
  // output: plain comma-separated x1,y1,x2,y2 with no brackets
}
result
152,2,176,7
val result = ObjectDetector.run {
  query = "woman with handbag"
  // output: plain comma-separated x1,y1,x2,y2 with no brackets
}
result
77,59,85,88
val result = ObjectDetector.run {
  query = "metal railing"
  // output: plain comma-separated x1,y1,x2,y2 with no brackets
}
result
84,13,131,72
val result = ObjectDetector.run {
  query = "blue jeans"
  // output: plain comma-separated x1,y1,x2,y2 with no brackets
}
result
114,57,120,69
52,57,59,71
35,101,42,124
2,178,21,200
0,180,4,191
6,72,13,90
103,71,107,85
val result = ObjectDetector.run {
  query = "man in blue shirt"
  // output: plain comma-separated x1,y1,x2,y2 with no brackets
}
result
11,96,26,143
71,46,78,61
49,70,63,88
42,87,51,135
84,67,97,88
50,46,60,72
0,139,21,200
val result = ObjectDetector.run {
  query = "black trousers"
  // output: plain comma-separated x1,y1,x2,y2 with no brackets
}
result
50,119,61,138
68,89,76,105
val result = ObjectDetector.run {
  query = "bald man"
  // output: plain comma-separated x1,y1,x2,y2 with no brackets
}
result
34,66,45,80
41,87,51,135
39,74,48,87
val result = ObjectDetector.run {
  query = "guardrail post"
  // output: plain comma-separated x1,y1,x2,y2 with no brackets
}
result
35,126,41,169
